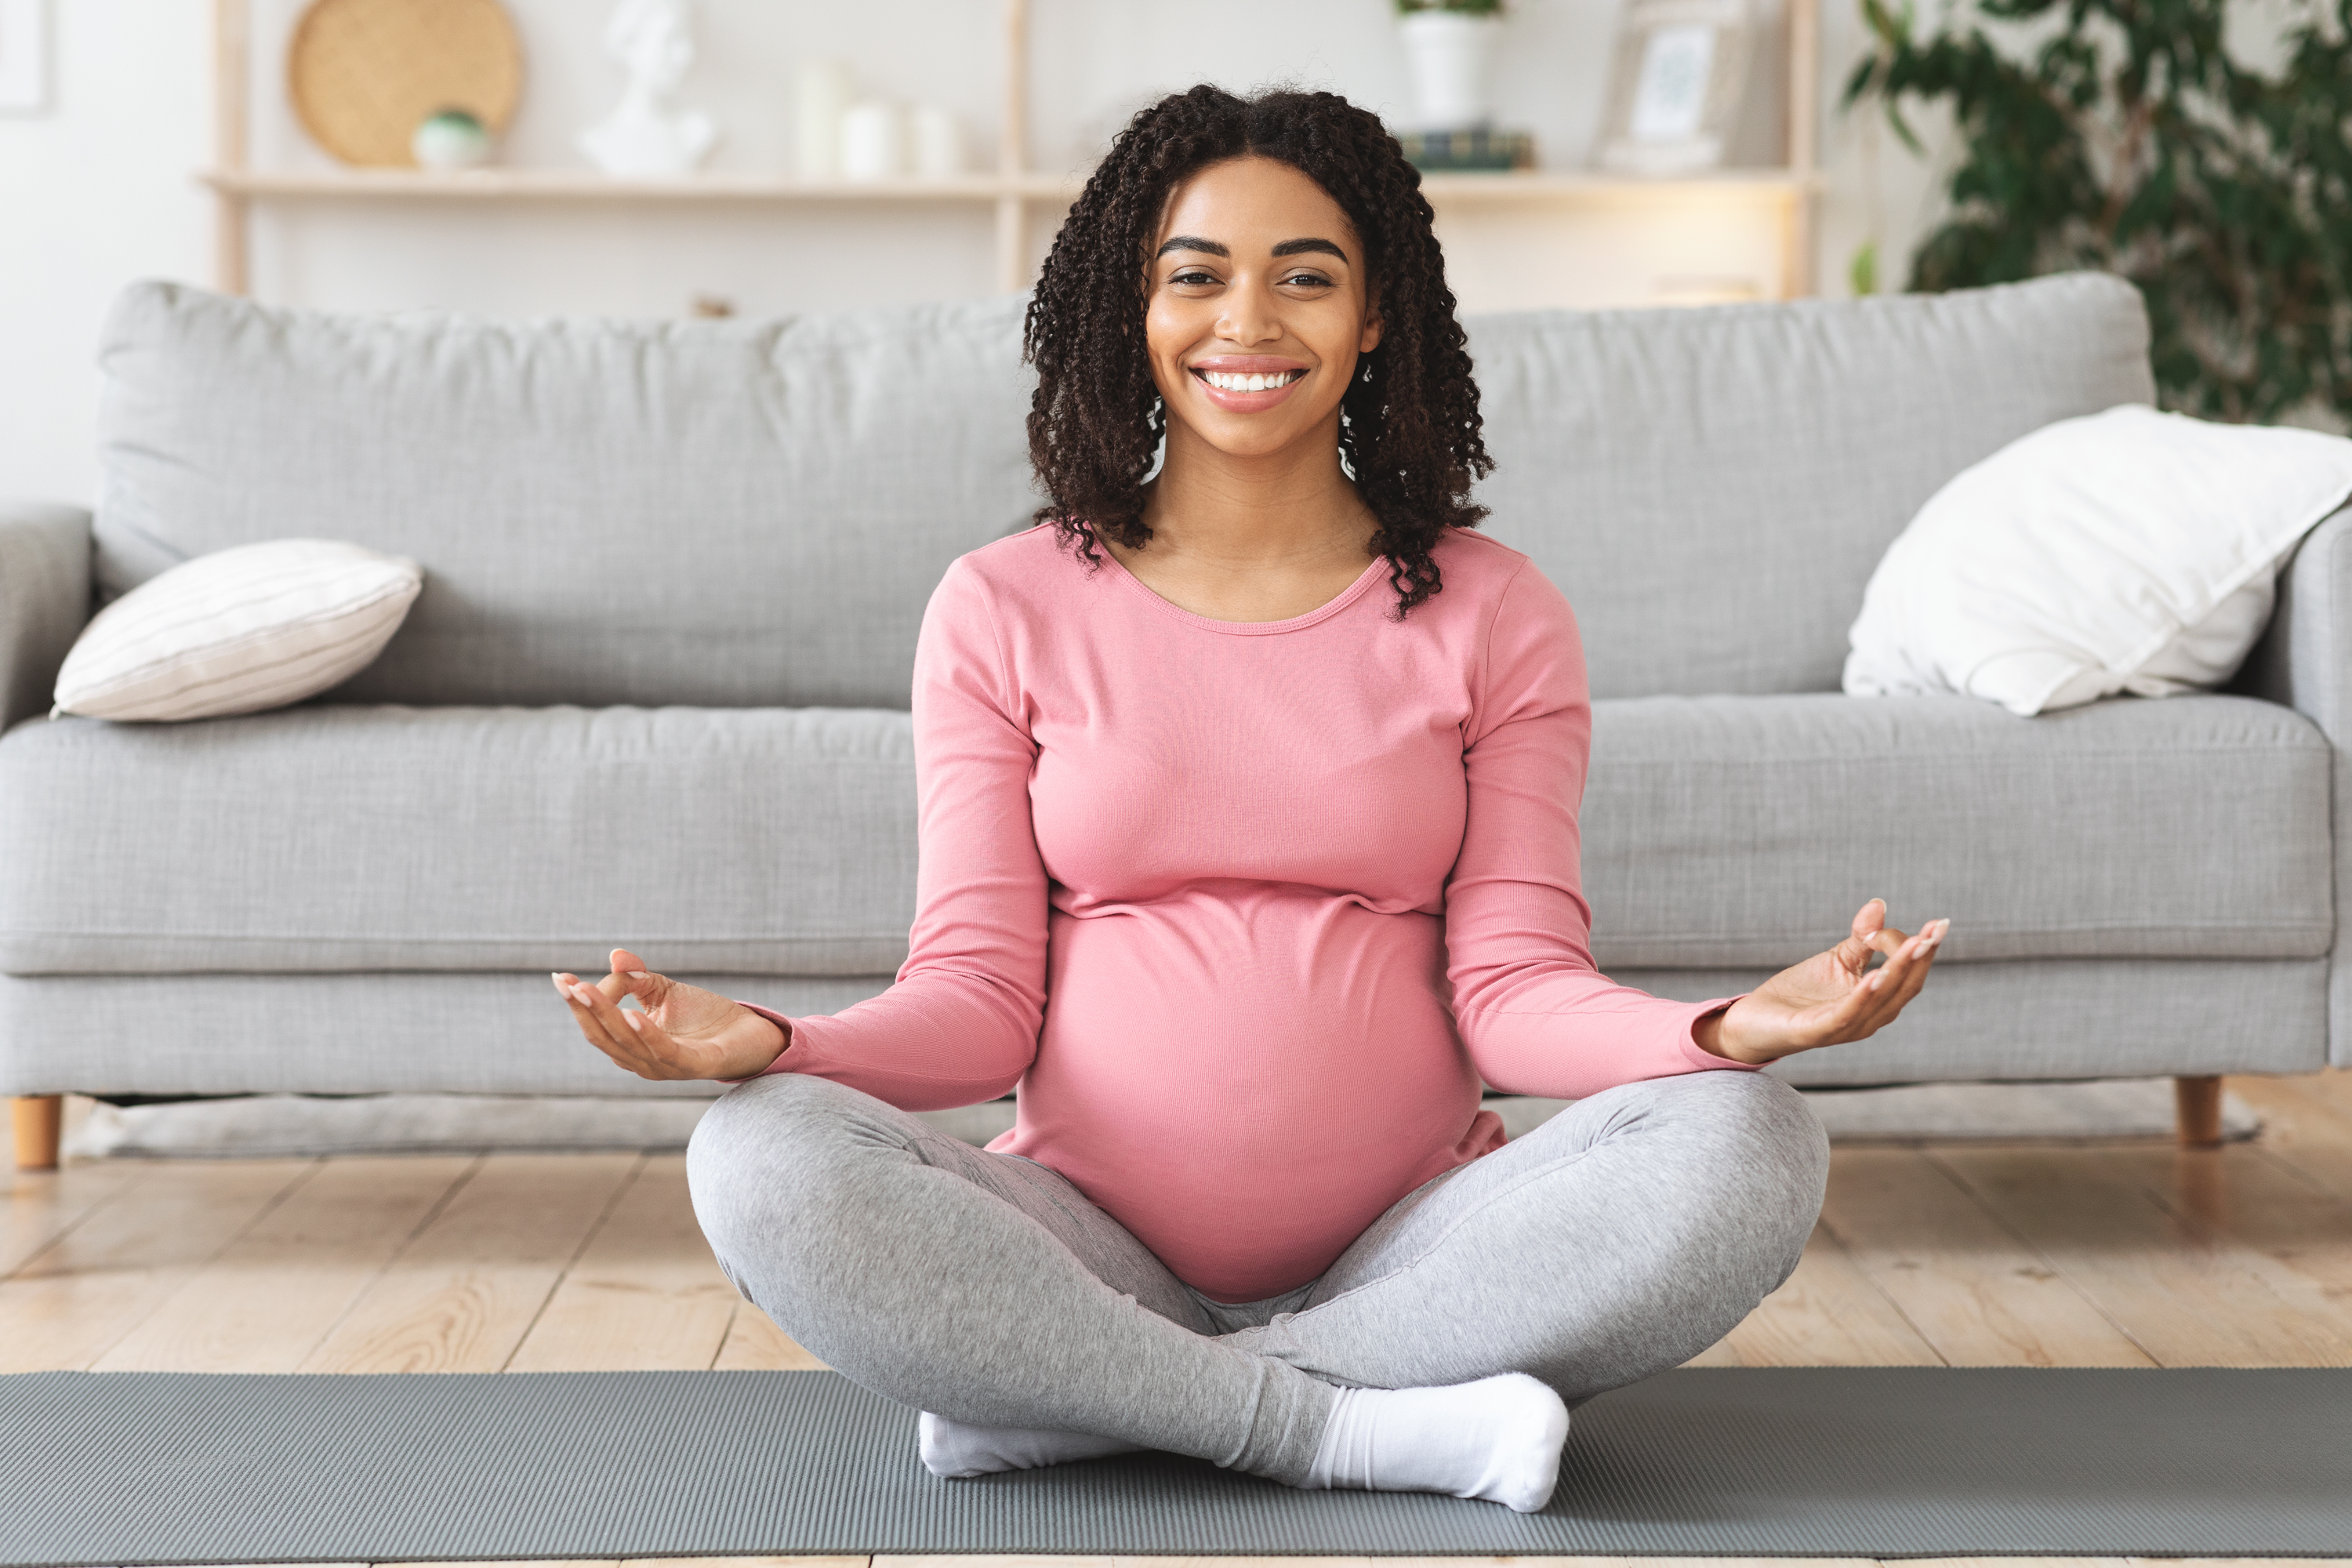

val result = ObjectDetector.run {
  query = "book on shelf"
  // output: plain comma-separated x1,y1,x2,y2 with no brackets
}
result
1398,129,1536,173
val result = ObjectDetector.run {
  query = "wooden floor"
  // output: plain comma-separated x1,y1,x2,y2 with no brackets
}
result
12,1069,2352,1566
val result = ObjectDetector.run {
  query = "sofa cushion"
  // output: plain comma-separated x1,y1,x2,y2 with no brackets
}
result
1581,692,2332,967
0,706,917,975
100,277,2157,713
2,693,2319,980
1468,272,2158,699
95,283,1040,710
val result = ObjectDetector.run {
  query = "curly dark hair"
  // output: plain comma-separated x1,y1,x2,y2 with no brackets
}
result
1022,85,1492,616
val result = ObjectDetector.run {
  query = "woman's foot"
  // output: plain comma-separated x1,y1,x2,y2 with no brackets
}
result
918,1410,1148,1478
1301,1372,1570,1512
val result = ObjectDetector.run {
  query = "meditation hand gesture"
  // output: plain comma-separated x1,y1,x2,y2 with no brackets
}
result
1695,900,1947,1065
554,948,789,1081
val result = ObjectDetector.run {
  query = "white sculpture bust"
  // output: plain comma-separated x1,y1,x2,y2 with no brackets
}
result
579,0,718,177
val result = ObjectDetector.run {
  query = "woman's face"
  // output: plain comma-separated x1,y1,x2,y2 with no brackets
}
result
1145,155,1382,463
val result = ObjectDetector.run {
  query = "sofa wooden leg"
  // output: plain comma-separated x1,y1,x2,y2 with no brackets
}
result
2175,1075,2223,1149
12,1095,62,1171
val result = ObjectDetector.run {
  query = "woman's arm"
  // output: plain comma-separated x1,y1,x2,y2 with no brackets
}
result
1446,561,1942,1095
559,557,1049,1106
752,557,1050,1106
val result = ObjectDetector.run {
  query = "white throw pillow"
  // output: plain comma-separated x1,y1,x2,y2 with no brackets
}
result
1844,404,2352,716
54,539,423,721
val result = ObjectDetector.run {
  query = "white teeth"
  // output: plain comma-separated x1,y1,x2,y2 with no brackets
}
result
1203,369,1296,391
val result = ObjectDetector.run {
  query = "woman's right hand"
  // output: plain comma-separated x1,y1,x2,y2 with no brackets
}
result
554,947,789,1081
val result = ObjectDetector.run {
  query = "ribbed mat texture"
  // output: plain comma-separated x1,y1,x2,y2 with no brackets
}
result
5,1367,2349,1563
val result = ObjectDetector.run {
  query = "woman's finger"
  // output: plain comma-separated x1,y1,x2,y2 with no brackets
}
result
1831,899,1889,972
572,978,690,1080
1849,920,1946,1035
556,972,662,1076
1875,920,1946,1015
555,973,649,1072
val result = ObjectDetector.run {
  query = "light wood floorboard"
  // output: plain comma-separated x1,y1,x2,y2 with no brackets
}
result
504,1154,739,1371
1718,1221,1942,1367
1817,1148,2155,1367
94,1155,476,1372
1931,1143,2352,1366
2,1155,147,1275
0,1158,314,1371
303,1152,641,1373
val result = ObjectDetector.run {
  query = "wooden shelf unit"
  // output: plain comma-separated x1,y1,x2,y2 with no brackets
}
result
207,0,1822,299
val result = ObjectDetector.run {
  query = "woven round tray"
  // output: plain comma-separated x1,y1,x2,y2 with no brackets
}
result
289,0,524,168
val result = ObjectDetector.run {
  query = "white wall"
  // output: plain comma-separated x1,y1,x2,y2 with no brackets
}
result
0,2,215,507
3,0,1947,508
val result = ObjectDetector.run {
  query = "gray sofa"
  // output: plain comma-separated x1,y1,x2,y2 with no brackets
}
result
2,271,2341,1164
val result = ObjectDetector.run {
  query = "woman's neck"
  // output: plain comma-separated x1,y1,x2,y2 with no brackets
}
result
1111,417,1380,622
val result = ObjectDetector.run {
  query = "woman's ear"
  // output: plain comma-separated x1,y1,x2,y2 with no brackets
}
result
1359,295,1384,354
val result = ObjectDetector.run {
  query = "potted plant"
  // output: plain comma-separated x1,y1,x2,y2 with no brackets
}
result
1397,0,1506,130
1846,0,2352,424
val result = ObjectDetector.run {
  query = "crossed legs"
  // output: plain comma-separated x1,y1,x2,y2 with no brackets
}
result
685,1067,1826,1497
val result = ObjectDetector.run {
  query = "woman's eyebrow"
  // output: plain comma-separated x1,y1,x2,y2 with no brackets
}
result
1156,235,1229,257
1272,238,1348,260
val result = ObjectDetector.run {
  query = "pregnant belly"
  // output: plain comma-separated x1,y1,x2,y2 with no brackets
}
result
993,887,1500,1302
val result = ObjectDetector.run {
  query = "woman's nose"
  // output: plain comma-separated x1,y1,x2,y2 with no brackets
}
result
1215,283,1283,346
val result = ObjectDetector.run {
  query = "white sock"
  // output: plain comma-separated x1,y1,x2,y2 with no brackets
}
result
1301,1372,1570,1513
918,1410,1148,1479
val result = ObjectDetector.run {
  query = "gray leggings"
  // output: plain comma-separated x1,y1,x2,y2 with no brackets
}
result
686,1068,1828,1487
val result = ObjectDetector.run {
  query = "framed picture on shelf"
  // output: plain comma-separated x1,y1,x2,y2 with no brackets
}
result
1595,0,1756,176
0,0,49,115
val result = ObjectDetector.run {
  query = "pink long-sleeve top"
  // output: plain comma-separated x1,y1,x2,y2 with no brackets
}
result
755,522,1751,1303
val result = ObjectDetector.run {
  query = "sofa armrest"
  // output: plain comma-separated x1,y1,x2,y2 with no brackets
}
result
0,503,93,732
2242,502,2352,1066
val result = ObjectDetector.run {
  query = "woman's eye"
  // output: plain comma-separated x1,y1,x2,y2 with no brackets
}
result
1169,269,1218,287
1283,273,1335,290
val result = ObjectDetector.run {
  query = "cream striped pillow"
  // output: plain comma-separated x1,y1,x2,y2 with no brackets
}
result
54,539,423,721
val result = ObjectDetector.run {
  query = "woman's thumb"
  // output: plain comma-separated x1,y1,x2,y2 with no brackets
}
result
608,947,664,997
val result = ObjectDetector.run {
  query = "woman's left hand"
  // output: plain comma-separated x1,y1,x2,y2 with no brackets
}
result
1693,899,1947,1065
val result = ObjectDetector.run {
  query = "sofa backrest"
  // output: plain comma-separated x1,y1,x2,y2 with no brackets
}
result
96,282,1040,710
1466,272,2156,699
96,274,2154,708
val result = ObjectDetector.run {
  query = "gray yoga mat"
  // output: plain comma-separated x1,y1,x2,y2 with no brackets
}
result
6,1366,2349,1563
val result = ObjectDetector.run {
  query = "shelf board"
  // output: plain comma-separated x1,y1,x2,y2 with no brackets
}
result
200,166,1817,207
200,168,1084,202
1418,169,1817,201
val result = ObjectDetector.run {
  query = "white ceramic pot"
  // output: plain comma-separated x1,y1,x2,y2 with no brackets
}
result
796,60,854,180
839,100,906,182
909,105,964,180
1398,9,1501,130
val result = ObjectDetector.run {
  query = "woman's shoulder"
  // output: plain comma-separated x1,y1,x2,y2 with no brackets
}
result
1432,524,1534,583
928,522,1075,613
1430,527,1570,620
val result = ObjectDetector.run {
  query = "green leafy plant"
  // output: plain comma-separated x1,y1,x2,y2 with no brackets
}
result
1846,0,2352,424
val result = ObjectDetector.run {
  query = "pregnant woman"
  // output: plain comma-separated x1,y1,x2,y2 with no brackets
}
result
555,85,1945,1513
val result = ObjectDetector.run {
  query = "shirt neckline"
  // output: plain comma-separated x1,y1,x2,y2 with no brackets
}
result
1098,546,1390,636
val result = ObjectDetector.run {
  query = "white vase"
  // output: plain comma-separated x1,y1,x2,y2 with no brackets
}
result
909,105,964,180
796,60,854,180
1398,9,1501,130
839,101,906,181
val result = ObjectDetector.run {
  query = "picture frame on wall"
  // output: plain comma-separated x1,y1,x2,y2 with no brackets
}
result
0,0,50,115
1595,0,1756,176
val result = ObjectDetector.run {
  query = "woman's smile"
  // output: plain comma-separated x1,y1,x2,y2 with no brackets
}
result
1189,355,1312,411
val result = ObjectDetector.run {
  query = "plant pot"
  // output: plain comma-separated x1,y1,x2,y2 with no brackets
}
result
1398,10,1501,131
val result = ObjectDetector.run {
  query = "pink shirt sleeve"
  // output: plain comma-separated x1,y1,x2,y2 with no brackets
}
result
750,558,1047,1109
1446,558,1756,1098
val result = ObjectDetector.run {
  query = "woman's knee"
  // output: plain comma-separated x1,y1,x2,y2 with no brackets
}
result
1671,1069,1829,1279
685,1073,882,1271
